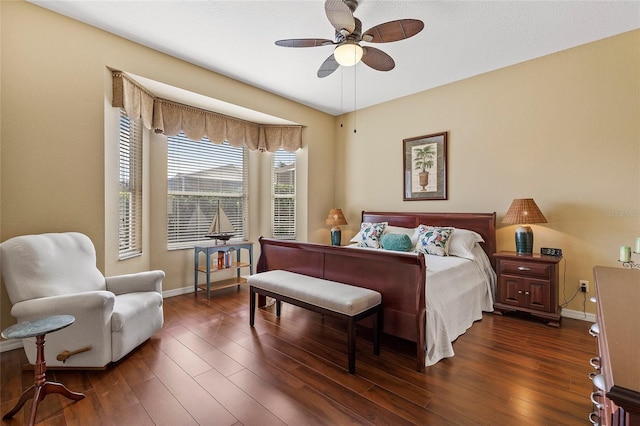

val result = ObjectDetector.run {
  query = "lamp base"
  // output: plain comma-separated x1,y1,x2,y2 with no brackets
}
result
330,228,342,246
515,226,534,255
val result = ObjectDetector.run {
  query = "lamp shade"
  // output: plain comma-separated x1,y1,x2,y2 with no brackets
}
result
334,42,363,66
325,208,348,227
502,198,547,255
502,198,547,225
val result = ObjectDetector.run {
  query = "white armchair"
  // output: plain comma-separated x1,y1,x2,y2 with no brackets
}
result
0,232,164,368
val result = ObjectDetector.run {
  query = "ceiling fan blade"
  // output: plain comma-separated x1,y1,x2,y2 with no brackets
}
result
325,0,355,35
317,54,340,78
362,19,425,43
361,46,395,71
275,38,334,48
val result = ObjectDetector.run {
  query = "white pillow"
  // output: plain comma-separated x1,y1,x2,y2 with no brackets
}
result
448,228,484,259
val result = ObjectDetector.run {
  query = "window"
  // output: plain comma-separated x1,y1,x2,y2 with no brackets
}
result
167,133,248,249
272,149,296,239
118,111,142,258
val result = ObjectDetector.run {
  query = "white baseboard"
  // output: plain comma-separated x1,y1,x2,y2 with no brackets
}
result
561,308,596,323
162,285,195,298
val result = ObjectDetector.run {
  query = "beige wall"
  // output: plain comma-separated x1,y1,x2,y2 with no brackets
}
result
0,1,335,334
336,29,640,315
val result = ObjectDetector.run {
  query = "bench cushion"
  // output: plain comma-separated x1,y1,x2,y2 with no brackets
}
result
248,270,381,316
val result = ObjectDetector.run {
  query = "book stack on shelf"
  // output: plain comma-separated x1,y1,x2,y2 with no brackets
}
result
217,250,235,269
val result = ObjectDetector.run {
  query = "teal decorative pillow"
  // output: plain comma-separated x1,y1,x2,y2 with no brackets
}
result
355,222,387,248
381,233,412,252
415,225,454,256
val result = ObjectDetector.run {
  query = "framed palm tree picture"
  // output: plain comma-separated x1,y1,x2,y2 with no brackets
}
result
403,132,448,200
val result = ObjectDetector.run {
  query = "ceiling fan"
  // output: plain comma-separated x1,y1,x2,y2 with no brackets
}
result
275,0,424,78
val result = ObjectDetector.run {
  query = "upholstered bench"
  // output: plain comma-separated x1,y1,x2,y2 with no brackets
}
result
248,270,382,374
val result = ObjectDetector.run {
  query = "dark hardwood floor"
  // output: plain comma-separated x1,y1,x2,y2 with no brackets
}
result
1,285,596,425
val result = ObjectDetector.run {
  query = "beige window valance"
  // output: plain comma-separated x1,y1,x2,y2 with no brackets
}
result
112,71,302,152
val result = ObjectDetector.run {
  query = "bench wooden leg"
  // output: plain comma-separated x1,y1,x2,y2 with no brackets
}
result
347,318,356,374
276,300,282,317
373,306,381,356
249,286,256,326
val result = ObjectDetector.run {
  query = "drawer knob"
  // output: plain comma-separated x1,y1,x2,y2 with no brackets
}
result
517,266,531,271
525,291,530,295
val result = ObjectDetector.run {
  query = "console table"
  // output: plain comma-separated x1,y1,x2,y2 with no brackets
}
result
194,241,254,299
1,315,85,425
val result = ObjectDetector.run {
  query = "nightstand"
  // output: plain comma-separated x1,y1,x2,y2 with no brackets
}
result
493,251,563,327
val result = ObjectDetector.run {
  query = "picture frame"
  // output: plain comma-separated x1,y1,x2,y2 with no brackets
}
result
403,132,448,201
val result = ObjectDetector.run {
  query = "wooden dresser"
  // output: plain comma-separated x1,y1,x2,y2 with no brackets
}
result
590,266,640,425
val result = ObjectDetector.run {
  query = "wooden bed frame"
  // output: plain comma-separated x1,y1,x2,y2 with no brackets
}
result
255,211,496,372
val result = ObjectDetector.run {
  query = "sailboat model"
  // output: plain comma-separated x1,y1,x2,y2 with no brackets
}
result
206,202,235,243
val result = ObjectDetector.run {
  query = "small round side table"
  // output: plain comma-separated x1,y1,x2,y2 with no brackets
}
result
1,315,85,425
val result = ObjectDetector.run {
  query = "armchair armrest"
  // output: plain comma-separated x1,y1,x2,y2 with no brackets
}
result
10,291,115,324
10,291,116,367
105,270,164,295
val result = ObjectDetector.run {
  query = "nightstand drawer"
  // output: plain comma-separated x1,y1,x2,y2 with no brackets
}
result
498,260,551,279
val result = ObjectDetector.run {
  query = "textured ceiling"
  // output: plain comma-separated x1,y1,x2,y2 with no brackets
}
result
29,1,640,119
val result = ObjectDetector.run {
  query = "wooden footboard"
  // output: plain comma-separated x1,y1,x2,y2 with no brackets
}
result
256,237,427,372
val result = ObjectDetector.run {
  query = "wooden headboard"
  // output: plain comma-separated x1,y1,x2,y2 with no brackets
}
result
361,211,497,268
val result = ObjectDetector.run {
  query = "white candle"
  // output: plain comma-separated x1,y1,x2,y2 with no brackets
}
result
635,237,640,254
620,246,631,262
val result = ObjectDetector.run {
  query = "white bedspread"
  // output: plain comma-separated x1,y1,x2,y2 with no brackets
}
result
346,244,496,366
423,246,496,365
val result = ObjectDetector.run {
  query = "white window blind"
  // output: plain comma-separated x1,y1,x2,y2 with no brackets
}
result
118,111,143,258
272,149,296,239
167,133,248,249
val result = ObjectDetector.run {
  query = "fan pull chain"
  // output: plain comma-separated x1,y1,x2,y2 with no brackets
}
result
353,64,357,133
340,65,344,128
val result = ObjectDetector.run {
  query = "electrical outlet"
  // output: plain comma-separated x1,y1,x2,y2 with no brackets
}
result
580,280,589,293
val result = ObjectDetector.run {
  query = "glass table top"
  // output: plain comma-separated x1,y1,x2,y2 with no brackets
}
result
1,315,75,340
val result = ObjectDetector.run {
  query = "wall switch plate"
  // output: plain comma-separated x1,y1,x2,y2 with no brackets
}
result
541,247,562,256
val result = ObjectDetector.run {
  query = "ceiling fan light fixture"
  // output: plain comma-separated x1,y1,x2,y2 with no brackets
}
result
334,42,363,66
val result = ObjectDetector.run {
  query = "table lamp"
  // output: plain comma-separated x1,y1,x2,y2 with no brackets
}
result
502,198,547,255
325,208,348,246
